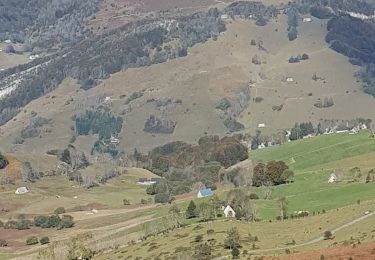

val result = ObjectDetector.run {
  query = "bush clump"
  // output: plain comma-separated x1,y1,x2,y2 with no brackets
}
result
40,236,50,245
26,236,38,245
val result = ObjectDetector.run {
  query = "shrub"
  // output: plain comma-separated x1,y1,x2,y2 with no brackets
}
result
4,220,17,229
54,207,66,215
194,234,203,243
249,193,259,200
40,236,50,245
0,153,8,169
26,236,39,245
123,199,130,205
3,45,15,53
80,78,96,90
323,230,333,240
0,239,7,247
154,193,170,204
16,219,30,230
231,246,240,258
301,53,309,60
34,215,48,227
254,97,263,103
58,215,74,229
216,98,231,111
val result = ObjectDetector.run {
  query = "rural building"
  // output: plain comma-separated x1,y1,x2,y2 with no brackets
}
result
223,205,236,218
258,143,266,149
286,77,294,82
29,54,40,60
15,187,29,194
137,178,158,185
197,188,213,198
109,136,120,145
150,177,162,183
328,173,338,183
220,14,229,20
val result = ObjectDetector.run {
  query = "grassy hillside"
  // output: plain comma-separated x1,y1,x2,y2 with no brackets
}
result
245,130,375,219
251,130,375,172
95,200,375,259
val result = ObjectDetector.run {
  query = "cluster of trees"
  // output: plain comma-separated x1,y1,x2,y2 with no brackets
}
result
0,153,8,169
145,136,248,176
75,110,123,140
314,97,334,108
58,145,89,170
91,140,119,158
26,236,50,245
224,1,278,20
185,195,224,221
324,14,375,97
287,7,299,41
357,63,375,97
146,180,171,203
0,0,100,48
1,211,74,230
19,116,50,139
223,117,245,132
252,161,294,186
143,115,177,134
289,53,309,63
290,122,314,140
124,90,144,105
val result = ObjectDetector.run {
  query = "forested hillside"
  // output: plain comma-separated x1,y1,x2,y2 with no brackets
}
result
0,10,225,126
0,0,100,48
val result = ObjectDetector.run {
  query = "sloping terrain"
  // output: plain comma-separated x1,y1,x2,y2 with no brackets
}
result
1,14,375,158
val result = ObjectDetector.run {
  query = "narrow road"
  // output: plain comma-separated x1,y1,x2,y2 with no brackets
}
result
214,212,374,259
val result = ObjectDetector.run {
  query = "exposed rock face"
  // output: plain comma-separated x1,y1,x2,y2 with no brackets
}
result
144,115,177,134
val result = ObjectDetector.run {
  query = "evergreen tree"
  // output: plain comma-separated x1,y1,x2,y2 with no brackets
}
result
186,200,198,219
231,246,240,259
224,227,241,249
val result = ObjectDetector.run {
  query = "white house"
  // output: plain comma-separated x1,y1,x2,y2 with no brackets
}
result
286,77,294,82
109,136,120,145
258,143,266,149
328,173,338,183
224,205,236,218
258,123,265,128
220,14,229,20
303,17,312,22
15,187,29,194
29,54,40,60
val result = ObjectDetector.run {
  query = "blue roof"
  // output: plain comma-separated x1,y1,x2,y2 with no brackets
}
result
199,188,213,196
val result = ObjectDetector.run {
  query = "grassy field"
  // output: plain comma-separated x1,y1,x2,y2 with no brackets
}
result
95,200,375,259
251,130,375,172
245,130,375,219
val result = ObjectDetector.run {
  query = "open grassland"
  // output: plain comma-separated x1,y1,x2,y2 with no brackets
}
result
251,130,375,172
95,201,375,259
0,167,157,218
247,130,375,218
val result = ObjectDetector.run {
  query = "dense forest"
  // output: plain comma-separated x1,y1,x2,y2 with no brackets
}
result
0,0,100,48
146,135,248,175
